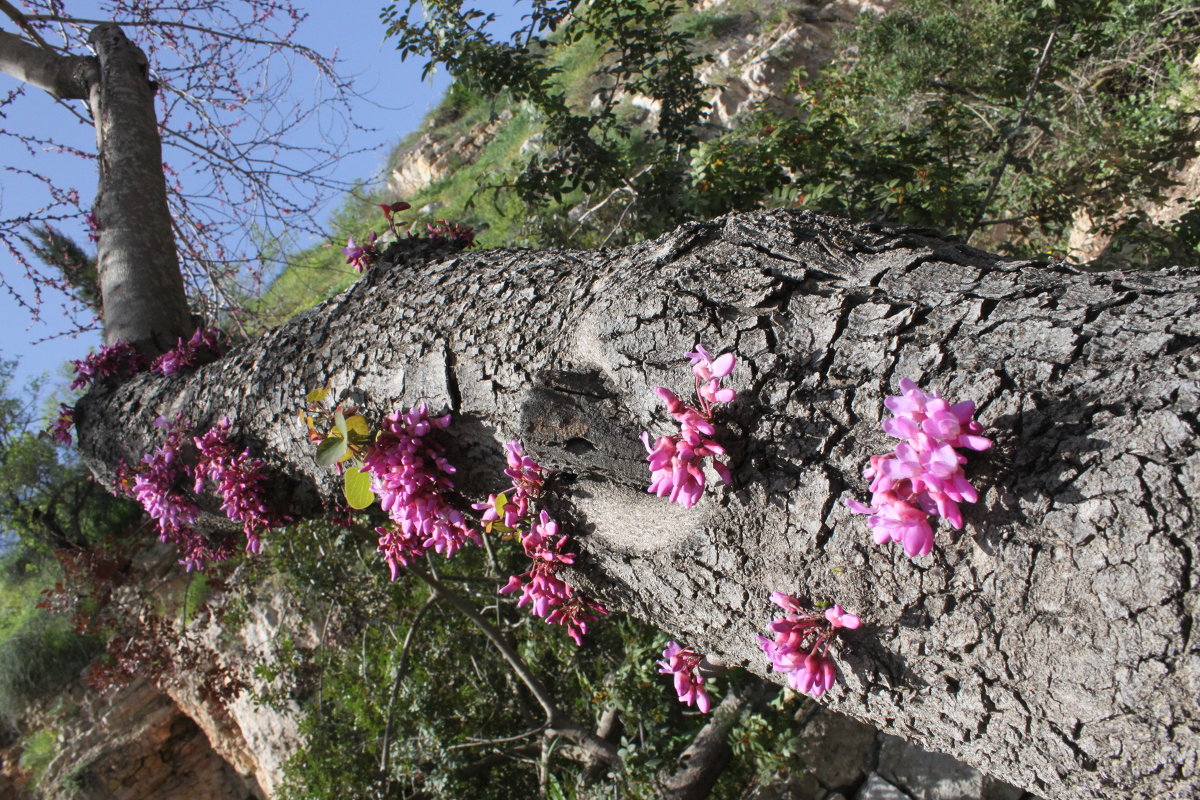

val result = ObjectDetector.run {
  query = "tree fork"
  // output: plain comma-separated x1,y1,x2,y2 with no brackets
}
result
86,23,191,355
75,211,1200,800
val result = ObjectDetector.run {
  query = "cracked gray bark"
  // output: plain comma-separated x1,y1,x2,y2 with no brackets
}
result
74,210,1200,800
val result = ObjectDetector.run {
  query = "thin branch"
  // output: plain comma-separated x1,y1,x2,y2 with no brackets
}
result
444,724,547,752
407,567,622,767
22,13,336,76
966,29,1057,242
380,593,438,789
0,0,52,51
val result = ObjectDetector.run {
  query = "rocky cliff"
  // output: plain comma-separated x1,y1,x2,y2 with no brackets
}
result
389,0,892,201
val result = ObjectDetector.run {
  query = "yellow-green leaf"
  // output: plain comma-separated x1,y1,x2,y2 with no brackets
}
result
305,387,329,403
345,414,369,437
343,466,375,510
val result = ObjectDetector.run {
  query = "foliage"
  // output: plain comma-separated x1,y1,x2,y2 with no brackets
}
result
0,361,139,554
364,0,1200,264
383,0,711,239
0,605,102,725
694,0,1200,260
253,507,805,799
17,725,59,784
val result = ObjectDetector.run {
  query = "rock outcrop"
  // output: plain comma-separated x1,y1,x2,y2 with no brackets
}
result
38,678,259,800
387,0,891,198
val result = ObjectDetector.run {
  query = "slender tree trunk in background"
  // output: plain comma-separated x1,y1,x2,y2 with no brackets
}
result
84,24,191,354
74,210,1200,800
0,22,190,354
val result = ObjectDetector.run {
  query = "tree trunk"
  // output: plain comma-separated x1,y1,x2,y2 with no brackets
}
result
0,23,192,355
85,24,191,354
74,210,1200,800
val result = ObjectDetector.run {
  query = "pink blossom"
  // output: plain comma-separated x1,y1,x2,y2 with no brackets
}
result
641,345,737,508
128,425,221,571
759,593,857,698
343,231,380,273
824,604,862,630
424,218,475,248
48,403,74,446
658,641,711,713
499,509,606,645
151,327,223,375
363,403,481,577
192,419,282,553
471,440,548,531
70,340,146,389
848,379,990,558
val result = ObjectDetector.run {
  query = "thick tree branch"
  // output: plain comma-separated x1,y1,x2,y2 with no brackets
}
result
74,211,1200,800
85,23,191,354
0,27,95,98
661,682,763,800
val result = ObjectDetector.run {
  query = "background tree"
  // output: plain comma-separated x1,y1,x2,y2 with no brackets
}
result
0,0,365,346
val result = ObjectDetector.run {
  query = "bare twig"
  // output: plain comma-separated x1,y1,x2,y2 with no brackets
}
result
407,567,622,768
380,593,438,790
966,29,1057,243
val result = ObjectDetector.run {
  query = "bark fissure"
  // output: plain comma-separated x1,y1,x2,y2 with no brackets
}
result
75,211,1200,800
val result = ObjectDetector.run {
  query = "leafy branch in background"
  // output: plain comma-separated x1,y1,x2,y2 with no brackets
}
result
694,0,1200,262
383,0,710,238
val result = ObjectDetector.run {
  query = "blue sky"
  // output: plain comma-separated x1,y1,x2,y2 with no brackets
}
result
0,1,523,403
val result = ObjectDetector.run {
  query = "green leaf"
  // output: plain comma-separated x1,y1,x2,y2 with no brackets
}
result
334,411,348,439
316,436,349,467
305,387,329,403
343,466,376,510
343,414,371,447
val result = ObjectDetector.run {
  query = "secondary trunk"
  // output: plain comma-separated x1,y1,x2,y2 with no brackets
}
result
0,22,191,354
85,24,191,354
74,210,1200,800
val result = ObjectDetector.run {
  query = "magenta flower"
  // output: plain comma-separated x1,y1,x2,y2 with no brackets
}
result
424,218,476,248
658,641,712,713
641,345,737,508
758,593,858,698
48,403,75,446
151,327,223,375
363,403,481,578
192,419,283,553
848,379,990,558
499,508,607,645
127,425,222,571
70,340,146,390
343,231,380,273
471,440,548,532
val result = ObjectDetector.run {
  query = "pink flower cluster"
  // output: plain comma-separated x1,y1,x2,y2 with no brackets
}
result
362,403,482,579
658,641,711,712
128,424,222,571
193,419,281,554
151,328,223,376
472,440,547,531
49,403,75,446
846,379,992,558
343,232,380,273
500,510,607,645
641,345,736,508
758,592,860,699
424,219,475,248
70,340,146,390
